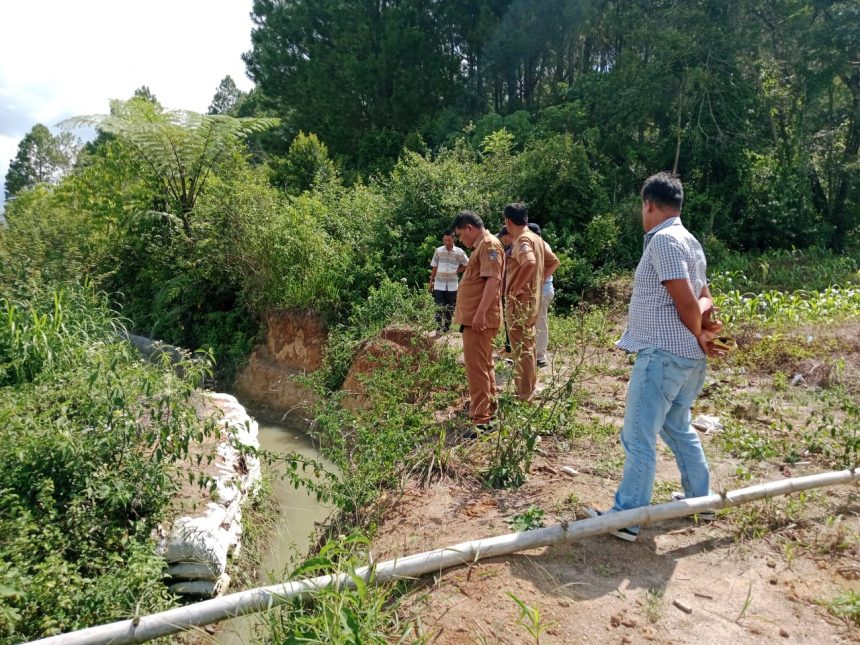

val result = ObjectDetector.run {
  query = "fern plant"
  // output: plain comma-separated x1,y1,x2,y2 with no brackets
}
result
61,98,278,233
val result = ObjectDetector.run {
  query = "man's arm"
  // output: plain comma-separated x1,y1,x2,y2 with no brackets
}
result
507,252,537,298
471,277,500,332
543,244,561,280
663,279,721,356
429,266,438,291
458,249,469,273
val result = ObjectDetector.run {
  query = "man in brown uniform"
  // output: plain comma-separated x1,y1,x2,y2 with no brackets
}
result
451,210,504,428
503,203,545,401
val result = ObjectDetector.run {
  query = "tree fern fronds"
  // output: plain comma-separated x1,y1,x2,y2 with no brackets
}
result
59,98,279,230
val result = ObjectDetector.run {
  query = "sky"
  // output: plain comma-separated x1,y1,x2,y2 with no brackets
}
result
0,0,256,209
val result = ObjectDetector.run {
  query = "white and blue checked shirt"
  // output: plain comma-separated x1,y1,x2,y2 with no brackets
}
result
617,217,708,360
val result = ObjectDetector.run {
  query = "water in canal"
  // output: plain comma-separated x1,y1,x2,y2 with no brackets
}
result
216,416,334,644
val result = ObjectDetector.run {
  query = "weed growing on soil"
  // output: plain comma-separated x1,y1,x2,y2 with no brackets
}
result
825,590,860,627
644,588,665,623
508,505,546,532
267,533,407,643
507,592,545,644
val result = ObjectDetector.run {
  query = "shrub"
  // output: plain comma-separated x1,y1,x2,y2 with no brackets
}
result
0,285,212,640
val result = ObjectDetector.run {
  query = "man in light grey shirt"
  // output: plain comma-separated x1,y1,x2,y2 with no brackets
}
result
429,229,469,332
586,172,724,541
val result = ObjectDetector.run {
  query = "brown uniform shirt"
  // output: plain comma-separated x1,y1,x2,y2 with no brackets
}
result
505,229,545,327
453,230,504,328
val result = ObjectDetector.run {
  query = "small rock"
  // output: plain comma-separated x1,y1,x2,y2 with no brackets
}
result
672,598,693,614
692,414,724,434
767,560,777,568
621,636,632,644
558,599,570,607
769,577,778,585
790,373,805,386
610,613,623,627
780,628,790,638
621,618,637,628
561,466,579,476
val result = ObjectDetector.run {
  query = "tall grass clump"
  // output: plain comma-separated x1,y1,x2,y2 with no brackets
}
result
0,284,122,386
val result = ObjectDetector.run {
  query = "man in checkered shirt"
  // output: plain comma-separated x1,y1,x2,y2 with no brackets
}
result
585,172,724,542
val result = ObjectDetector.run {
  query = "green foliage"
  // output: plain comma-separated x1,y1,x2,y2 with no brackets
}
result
481,414,539,489
713,286,860,329
508,505,546,532
207,75,246,115
61,98,278,229
0,285,121,386
826,590,860,626
507,592,545,644
0,285,212,641
269,131,338,195
377,144,497,288
267,534,406,643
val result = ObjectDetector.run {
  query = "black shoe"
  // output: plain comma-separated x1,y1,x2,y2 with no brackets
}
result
536,359,547,367
463,423,491,439
582,508,638,542
671,492,716,521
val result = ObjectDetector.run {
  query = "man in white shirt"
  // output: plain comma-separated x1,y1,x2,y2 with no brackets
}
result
429,230,469,332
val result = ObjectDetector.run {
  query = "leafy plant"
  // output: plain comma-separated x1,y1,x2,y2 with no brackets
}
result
508,505,546,532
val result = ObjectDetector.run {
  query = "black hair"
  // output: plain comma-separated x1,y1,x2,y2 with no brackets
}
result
451,210,485,230
503,202,528,226
496,226,509,237
442,229,454,238
641,172,683,209
527,222,542,237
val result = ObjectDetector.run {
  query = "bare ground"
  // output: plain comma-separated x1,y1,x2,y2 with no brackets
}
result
371,320,860,644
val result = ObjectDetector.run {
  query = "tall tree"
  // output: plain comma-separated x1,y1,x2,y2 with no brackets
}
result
244,0,463,159
5,124,78,200
208,76,246,115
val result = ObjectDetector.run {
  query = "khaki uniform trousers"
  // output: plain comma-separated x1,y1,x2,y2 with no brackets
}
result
507,303,537,401
462,325,498,424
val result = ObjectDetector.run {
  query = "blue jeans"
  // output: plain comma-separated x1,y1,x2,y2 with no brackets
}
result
612,347,711,534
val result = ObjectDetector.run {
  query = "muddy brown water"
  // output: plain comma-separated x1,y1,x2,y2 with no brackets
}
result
215,416,334,644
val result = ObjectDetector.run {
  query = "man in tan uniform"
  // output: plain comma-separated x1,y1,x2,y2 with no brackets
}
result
503,203,545,401
451,210,504,428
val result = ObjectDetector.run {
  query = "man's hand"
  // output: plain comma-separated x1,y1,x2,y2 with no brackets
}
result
697,328,726,358
701,305,723,333
472,310,487,332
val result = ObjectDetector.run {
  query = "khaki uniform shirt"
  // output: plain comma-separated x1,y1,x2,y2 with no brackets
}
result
453,230,504,328
505,229,545,327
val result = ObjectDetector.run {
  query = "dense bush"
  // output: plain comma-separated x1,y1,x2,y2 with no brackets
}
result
0,285,212,641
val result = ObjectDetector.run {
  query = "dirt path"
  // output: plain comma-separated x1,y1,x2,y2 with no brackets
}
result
371,321,860,644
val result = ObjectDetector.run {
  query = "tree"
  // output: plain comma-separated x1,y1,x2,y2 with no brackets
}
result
61,98,278,234
269,131,337,194
5,124,78,199
244,0,463,160
133,85,161,108
208,76,245,115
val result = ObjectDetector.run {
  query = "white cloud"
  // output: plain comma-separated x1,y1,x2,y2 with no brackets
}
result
0,0,256,207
